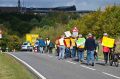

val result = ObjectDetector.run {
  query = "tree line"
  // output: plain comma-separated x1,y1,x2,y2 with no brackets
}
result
0,5,120,51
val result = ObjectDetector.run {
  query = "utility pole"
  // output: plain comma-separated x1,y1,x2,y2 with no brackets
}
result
18,0,21,12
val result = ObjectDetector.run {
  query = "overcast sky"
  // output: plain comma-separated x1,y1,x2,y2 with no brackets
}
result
0,0,120,10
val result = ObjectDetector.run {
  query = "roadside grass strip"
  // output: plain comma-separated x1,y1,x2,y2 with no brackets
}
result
8,53,46,79
0,53,37,79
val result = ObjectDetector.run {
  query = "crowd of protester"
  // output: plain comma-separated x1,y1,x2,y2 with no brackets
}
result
34,33,116,66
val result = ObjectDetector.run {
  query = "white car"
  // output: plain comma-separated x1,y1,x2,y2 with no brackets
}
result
21,42,33,51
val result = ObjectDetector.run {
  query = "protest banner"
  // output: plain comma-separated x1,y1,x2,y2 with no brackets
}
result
64,31,71,37
102,36,115,48
26,34,39,46
76,38,86,47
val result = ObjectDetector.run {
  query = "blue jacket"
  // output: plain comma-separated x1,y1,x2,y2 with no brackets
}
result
85,37,96,51
39,39,46,47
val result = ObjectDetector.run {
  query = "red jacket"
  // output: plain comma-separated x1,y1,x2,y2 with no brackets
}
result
103,46,110,53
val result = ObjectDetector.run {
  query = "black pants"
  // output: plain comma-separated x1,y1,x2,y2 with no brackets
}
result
103,52,109,64
94,51,98,60
49,47,53,54
56,47,59,56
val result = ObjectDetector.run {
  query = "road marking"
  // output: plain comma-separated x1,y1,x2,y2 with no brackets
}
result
102,72,120,79
8,53,47,79
48,55,53,58
80,65,96,71
66,61,76,64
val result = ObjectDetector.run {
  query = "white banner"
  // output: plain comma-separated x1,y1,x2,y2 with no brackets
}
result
64,31,71,37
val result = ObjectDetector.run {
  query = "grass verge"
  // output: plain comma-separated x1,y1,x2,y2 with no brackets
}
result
0,53,38,79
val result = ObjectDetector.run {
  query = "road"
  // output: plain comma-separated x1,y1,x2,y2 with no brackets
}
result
8,52,120,79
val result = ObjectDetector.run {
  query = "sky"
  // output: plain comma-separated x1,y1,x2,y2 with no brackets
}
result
0,0,120,10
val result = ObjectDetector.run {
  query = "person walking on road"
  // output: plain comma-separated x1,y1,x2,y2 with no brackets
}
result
45,37,51,53
102,33,110,65
55,37,60,56
76,34,86,63
38,36,46,53
58,35,65,60
70,35,77,60
49,41,55,54
64,36,71,58
85,33,96,66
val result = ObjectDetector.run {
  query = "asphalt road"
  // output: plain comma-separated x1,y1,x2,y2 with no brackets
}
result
8,52,120,79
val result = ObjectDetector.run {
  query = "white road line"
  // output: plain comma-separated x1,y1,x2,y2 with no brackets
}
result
8,53,47,79
102,72,120,79
80,65,96,71
66,61,76,64
48,55,53,58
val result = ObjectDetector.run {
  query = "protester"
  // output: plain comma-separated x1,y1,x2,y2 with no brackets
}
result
38,36,46,53
55,37,60,56
45,37,51,53
70,35,77,60
64,36,71,58
85,33,96,66
76,34,86,63
102,33,110,65
58,35,65,60
49,41,55,54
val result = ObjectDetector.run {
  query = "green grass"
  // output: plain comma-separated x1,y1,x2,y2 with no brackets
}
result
0,53,37,79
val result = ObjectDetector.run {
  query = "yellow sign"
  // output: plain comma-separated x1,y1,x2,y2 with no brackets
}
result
26,34,39,46
102,37,115,48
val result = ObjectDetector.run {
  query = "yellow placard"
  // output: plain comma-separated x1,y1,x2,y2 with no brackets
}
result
26,34,39,46
102,37,115,48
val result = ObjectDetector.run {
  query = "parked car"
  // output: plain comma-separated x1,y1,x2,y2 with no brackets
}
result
21,42,33,51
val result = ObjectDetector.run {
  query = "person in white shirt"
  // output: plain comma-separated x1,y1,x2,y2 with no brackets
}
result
58,35,65,60
45,37,50,53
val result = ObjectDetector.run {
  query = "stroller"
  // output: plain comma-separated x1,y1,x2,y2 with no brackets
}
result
109,46,120,67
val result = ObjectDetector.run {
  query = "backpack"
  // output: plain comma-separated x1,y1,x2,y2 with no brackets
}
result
49,42,55,48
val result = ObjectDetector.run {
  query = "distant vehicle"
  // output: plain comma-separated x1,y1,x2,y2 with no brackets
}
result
21,42,33,51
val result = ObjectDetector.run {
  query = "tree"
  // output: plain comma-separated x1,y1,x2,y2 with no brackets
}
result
30,18,40,27
8,35,22,51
